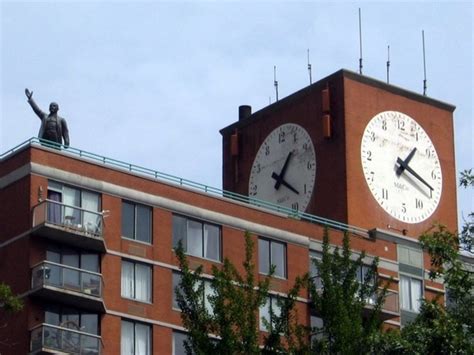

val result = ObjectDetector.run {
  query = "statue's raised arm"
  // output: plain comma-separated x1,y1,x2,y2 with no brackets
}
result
25,88,70,148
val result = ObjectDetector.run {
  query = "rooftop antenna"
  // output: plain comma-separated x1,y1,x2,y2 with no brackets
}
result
274,65,279,101
358,8,363,75
307,49,312,84
386,45,390,84
422,30,427,96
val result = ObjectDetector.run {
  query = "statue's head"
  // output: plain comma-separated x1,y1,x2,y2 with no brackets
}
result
49,102,59,114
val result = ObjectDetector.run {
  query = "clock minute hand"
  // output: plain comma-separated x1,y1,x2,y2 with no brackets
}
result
396,147,417,176
396,157,434,191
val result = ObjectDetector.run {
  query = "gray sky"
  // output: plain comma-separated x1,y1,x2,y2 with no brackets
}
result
1,1,472,229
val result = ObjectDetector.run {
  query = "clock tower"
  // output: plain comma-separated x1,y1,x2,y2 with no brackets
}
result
220,69,457,238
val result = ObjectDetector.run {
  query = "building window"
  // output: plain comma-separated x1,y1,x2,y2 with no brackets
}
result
121,260,152,303
172,272,215,315
172,215,221,262
259,238,286,278
259,296,282,331
45,304,99,335
400,275,422,312
121,320,152,355
47,181,102,233
172,331,188,355
122,201,152,243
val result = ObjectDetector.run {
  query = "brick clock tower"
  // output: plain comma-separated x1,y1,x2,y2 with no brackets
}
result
220,69,457,238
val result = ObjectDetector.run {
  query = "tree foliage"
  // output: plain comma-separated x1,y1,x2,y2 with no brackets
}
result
0,283,23,313
174,232,306,354
309,228,389,354
459,168,473,253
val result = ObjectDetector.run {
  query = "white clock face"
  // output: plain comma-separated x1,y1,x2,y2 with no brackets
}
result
249,123,316,212
361,111,442,223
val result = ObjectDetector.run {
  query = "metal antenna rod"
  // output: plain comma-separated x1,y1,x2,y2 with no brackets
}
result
359,8,363,75
386,45,390,84
422,30,427,96
274,65,279,101
307,49,312,84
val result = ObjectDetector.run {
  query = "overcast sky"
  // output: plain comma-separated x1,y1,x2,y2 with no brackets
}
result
1,1,472,229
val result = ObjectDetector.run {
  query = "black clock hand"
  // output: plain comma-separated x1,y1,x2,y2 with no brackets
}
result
396,157,434,191
271,172,300,194
273,152,293,190
396,147,417,176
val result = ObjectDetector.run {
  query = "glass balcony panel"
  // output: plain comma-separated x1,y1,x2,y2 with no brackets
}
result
31,261,103,298
30,324,101,354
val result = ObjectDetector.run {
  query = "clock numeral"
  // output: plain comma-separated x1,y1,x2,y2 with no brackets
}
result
303,142,309,150
431,169,437,180
382,120,387,131
304,184,307,194
366,150,372,161
293,133,298,143
415,198,423,209
425,148,431,158
415,132,419,141
401,203,407,214
256,164,261,173
291,202,299,211
249,185,258,196
370,131,376,142
265,145,270,156
397,120,405,131
368,171,375,182
278,131,286,143
307,161,314,170
382,188,389,200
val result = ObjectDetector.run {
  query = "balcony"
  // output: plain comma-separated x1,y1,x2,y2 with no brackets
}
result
32,200,106,252
311,276,399,320
30,323,101,355
30,261,105,313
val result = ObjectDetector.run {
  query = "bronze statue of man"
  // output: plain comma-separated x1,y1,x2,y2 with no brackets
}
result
25,88,70,147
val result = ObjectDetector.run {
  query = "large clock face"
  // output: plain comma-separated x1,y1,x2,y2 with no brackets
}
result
361,111,442,223
249,123,316,212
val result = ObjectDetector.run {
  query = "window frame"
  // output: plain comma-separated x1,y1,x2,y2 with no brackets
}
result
121,201,153,244
172,214,222,262
172,271,215,315
121,259,153,303
399,274,423,313
259,237,287,279
121,319,152,355
259,295,282,332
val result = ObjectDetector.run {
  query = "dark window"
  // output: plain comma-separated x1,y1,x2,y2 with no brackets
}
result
172,215,221,261
122,201,152,243
44,304,99,335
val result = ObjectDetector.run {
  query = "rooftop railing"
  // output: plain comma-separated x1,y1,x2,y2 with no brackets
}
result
31,261,103,298
3,137,368,237
30,323,101,354
32,200,103,239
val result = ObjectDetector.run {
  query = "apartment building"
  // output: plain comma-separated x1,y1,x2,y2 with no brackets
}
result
0,69,456,354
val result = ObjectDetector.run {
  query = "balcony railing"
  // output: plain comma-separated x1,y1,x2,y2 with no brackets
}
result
33,200,103,238
32,261,103,298
30,323,101,354
31,200,105,252
310,275,399,317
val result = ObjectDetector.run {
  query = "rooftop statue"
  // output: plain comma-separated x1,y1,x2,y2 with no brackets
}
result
25,88,70,147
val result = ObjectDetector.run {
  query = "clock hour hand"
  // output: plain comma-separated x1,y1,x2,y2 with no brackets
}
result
274,152,293,190
271,172,300,194
396,147,417,176
396,157,434,192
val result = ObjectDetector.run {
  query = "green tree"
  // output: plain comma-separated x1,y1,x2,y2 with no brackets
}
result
174,232,308,355
459,169,473,252
0,283,23,313
308,228,389,354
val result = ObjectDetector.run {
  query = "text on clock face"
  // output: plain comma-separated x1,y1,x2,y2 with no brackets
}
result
361,111,442,224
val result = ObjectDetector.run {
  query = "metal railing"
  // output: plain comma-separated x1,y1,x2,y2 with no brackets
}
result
3,137,369,237
32,200,104,238
30,323,101,354
310,275,399,314
31,261,103,298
